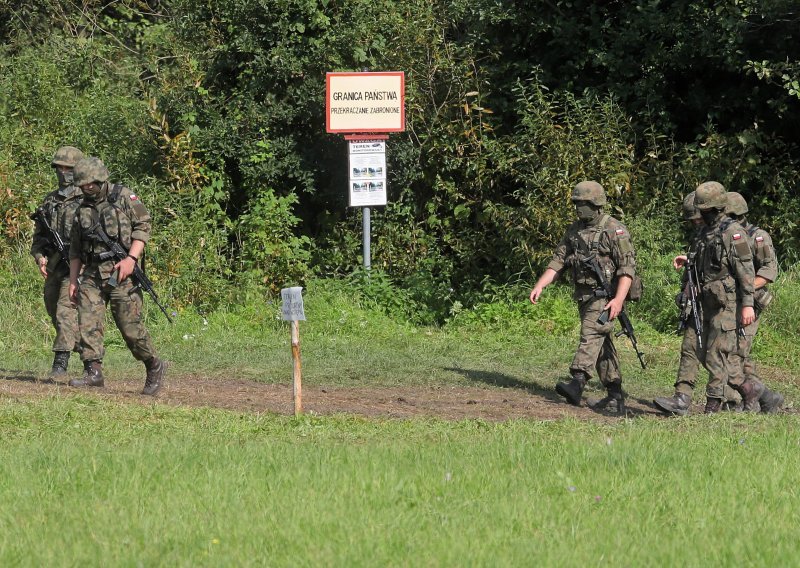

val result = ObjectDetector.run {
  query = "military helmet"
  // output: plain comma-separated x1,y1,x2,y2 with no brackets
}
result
73,157,109,187
571,180,607,206
682,191,701,220
694,181,727,211
51,146,84,168
725,191,749,216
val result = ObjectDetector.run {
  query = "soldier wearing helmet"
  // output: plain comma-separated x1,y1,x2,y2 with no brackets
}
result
723,192,784,412
30,145,85,380
67,157,167,396
654,190,741,415
530,180,637,413
668,181,759,414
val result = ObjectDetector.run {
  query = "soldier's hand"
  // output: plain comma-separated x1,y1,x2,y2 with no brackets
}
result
69,282,78,305
604,297,624,321
114,256,136,282
38,257,48,278
740,306,755,327
673,255,688,270
530,287,543,304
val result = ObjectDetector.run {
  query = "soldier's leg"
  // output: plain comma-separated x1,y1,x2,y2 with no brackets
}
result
739,317,784,412
43,270,60,331
53,274,81,353
700,322,737,414
654,324,699,415
555,298,602,405
109,280,165,396
726,319,764,411
69,275,106,388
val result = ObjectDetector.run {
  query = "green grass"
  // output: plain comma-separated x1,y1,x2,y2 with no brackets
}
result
1,398,800,566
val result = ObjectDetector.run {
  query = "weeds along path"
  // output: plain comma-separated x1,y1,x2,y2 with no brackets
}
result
0,371,677,422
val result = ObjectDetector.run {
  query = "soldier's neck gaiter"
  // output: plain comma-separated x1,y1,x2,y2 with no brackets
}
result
575,204,602,223
82,182,108,202
56,170,74,187
701,209,723,226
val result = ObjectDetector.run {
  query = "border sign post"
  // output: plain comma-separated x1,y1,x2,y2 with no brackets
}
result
281,287,306,415
326,71,405,271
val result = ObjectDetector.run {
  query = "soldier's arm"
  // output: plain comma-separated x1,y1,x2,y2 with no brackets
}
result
753,230,778,289
531,234,570,303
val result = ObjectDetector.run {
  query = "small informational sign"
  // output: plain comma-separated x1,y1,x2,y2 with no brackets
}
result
326,72,405,133
349,141,387,207
281,287,306,321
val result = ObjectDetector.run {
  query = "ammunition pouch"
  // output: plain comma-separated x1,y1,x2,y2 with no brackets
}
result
754,287,773,314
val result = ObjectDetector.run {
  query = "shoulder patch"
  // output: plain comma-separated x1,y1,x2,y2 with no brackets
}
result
755,236,764,243
615,228,626,236
732,233,742,240
130,194,139,201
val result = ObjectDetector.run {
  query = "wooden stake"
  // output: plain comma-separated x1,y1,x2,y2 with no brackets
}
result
291,320,302,415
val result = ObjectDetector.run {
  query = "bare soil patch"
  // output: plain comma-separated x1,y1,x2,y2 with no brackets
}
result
0,370,679,422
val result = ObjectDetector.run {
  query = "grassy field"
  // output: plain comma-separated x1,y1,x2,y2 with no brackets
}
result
2,260,800,565
2,398,800,566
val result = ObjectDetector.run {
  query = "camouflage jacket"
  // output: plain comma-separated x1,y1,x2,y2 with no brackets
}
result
742,219,778,312
30,184,83,271
69,183,151,279
694,215,755,320
547,214,636,301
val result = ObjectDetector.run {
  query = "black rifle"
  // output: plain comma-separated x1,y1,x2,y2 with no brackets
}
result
30,207,70,271
88,223,174,323
575,237,646,369
677,253,703,349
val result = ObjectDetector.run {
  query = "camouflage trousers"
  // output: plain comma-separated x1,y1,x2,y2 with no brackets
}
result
77,274,157,363
569,297,621,387
675,322,741,404
698,304,746,400
43,267,80,353
729,316,763,385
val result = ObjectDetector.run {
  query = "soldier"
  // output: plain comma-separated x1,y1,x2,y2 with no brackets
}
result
724,192,784,413
674,182,760,413
653,192,742,415
67,157,167,395
530,181,637,414
30,146,85,380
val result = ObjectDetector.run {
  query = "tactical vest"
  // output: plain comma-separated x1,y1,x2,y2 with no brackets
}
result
76,184,132,265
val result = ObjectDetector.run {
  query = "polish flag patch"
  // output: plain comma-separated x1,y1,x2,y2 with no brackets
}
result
615,229,626,236
755,236,764,243
732,233,742,240
130,194,139,201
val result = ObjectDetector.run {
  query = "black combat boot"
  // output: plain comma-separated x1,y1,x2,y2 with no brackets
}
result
589,382,626,415
555,372,587,406
142,357,167,396
735,380,765,412
704,397,722,414
47,351,70,380
654,392,691,416
759,388,784,414
68,361,104,387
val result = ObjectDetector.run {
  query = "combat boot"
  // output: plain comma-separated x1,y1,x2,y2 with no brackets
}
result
704,397,722,414
142,357,167,396
68,361,104,388
555,372,587,406
589,382,626,415
735,380,765,412
759,388,784,414
47,351,70,381
654,392,691,416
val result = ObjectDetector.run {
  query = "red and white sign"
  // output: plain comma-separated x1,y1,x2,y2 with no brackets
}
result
326,72,405,133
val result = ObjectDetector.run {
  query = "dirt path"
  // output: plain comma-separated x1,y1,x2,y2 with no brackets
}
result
0,370,683,422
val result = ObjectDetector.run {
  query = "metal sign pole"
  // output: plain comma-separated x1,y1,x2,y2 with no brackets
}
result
363,206,371,271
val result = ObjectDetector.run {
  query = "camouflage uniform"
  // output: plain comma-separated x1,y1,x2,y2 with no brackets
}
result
693,191,755,406
31,146,84,378
68,157,166,395
548,214,636,387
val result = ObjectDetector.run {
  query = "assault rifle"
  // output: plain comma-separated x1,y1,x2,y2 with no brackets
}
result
30,207,70,271
575,237,646,369
677,253,703,349
88,223,174,323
